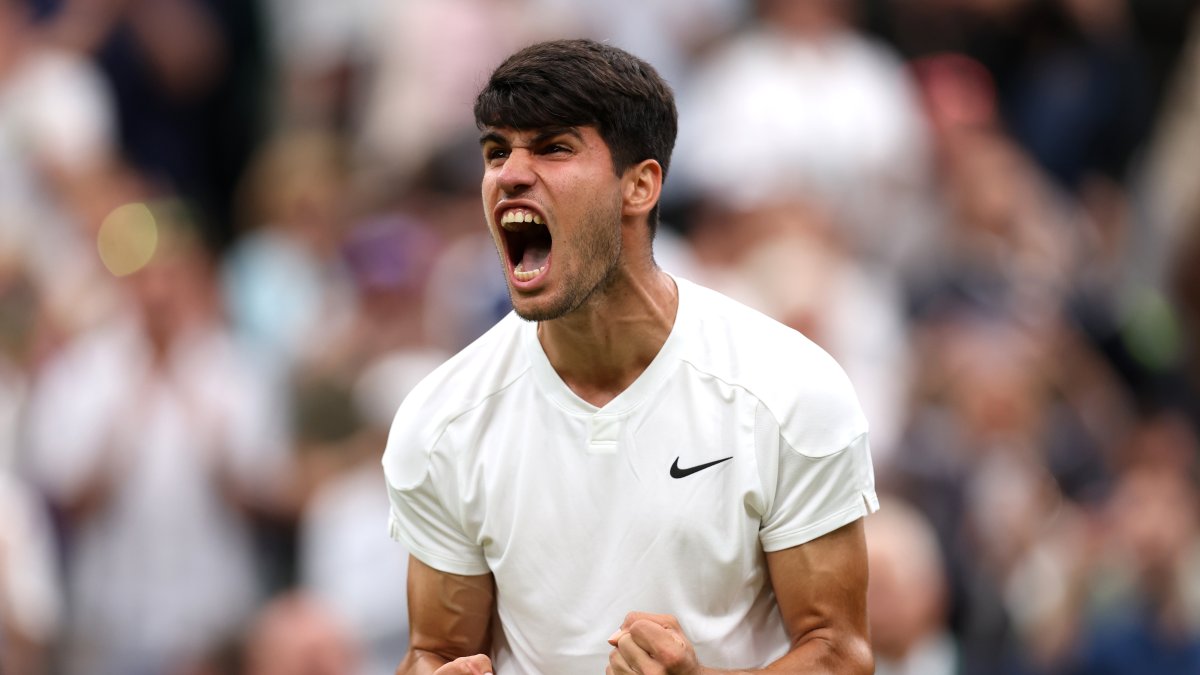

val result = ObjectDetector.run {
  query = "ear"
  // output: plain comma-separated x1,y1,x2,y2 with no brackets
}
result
621,159,662,220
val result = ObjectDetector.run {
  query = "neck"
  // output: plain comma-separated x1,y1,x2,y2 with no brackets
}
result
538,265,678,407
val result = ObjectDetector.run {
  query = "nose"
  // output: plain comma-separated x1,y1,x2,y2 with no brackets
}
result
495,149,535,195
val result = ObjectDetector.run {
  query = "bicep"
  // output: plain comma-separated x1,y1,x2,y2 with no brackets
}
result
765,519,872,671
406,555,495,661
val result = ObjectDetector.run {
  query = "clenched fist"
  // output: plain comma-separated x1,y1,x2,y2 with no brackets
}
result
607,612,702,675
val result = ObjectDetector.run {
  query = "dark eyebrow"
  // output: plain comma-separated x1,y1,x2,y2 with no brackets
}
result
478,127,583,147
479,130,509,147
531,127,584,145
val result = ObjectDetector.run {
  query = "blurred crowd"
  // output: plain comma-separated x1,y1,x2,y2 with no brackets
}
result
1,0,1200,674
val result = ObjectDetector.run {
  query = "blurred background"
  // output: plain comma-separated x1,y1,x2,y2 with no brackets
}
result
1,0,1199,673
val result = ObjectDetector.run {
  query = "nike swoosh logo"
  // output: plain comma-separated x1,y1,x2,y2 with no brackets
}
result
670,456,733,479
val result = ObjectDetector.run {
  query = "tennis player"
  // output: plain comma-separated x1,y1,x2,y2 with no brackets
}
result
383,39,878,675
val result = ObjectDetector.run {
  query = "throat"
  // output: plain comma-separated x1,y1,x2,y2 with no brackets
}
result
536,271,680,407
559,373,636,408
538,322,661,408
521,239,550,271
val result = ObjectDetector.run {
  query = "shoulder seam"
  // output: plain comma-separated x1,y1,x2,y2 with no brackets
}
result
676,356,766,407
776,427,868,460
424,362,533,454
678,357,865,458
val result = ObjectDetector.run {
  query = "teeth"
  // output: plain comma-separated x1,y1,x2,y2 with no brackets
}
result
499,208,545,230
513,262,546,281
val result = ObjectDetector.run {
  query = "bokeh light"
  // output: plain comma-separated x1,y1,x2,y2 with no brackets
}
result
96,202,158,277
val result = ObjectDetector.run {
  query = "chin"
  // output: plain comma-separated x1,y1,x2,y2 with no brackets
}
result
509,290,572,323
511,301,566,323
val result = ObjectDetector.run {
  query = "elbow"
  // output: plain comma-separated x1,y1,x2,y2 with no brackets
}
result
818,634,875,675
785,633,875,674
844,635,875,675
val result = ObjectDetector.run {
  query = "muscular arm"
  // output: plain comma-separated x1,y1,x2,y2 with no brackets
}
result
396,556,496,675
757,518,873,674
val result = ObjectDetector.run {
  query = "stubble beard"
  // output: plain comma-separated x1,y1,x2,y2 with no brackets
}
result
507,200,623,323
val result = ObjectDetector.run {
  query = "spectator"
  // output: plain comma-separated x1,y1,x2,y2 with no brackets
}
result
23,204,289,675
41,0,270,249
892,309,1110,675
673,0,937,284
221,129,359,387
1071,416,1200,674
867,495,957,675
0,0,121,335
242,592,359,675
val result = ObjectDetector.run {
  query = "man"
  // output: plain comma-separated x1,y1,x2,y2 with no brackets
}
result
383,39,878,674
25,212,289,675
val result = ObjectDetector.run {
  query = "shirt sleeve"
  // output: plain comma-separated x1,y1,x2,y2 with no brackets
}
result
757,403,879,553
383,429,490,577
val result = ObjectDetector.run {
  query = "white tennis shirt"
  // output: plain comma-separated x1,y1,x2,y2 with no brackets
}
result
383,277,879,673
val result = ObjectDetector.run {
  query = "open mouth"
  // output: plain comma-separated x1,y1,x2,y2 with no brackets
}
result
499,208,552,282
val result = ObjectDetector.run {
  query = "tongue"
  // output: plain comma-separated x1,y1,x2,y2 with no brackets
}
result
521,239,550,272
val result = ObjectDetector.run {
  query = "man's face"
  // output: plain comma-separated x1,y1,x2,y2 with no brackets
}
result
479,125,624,322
